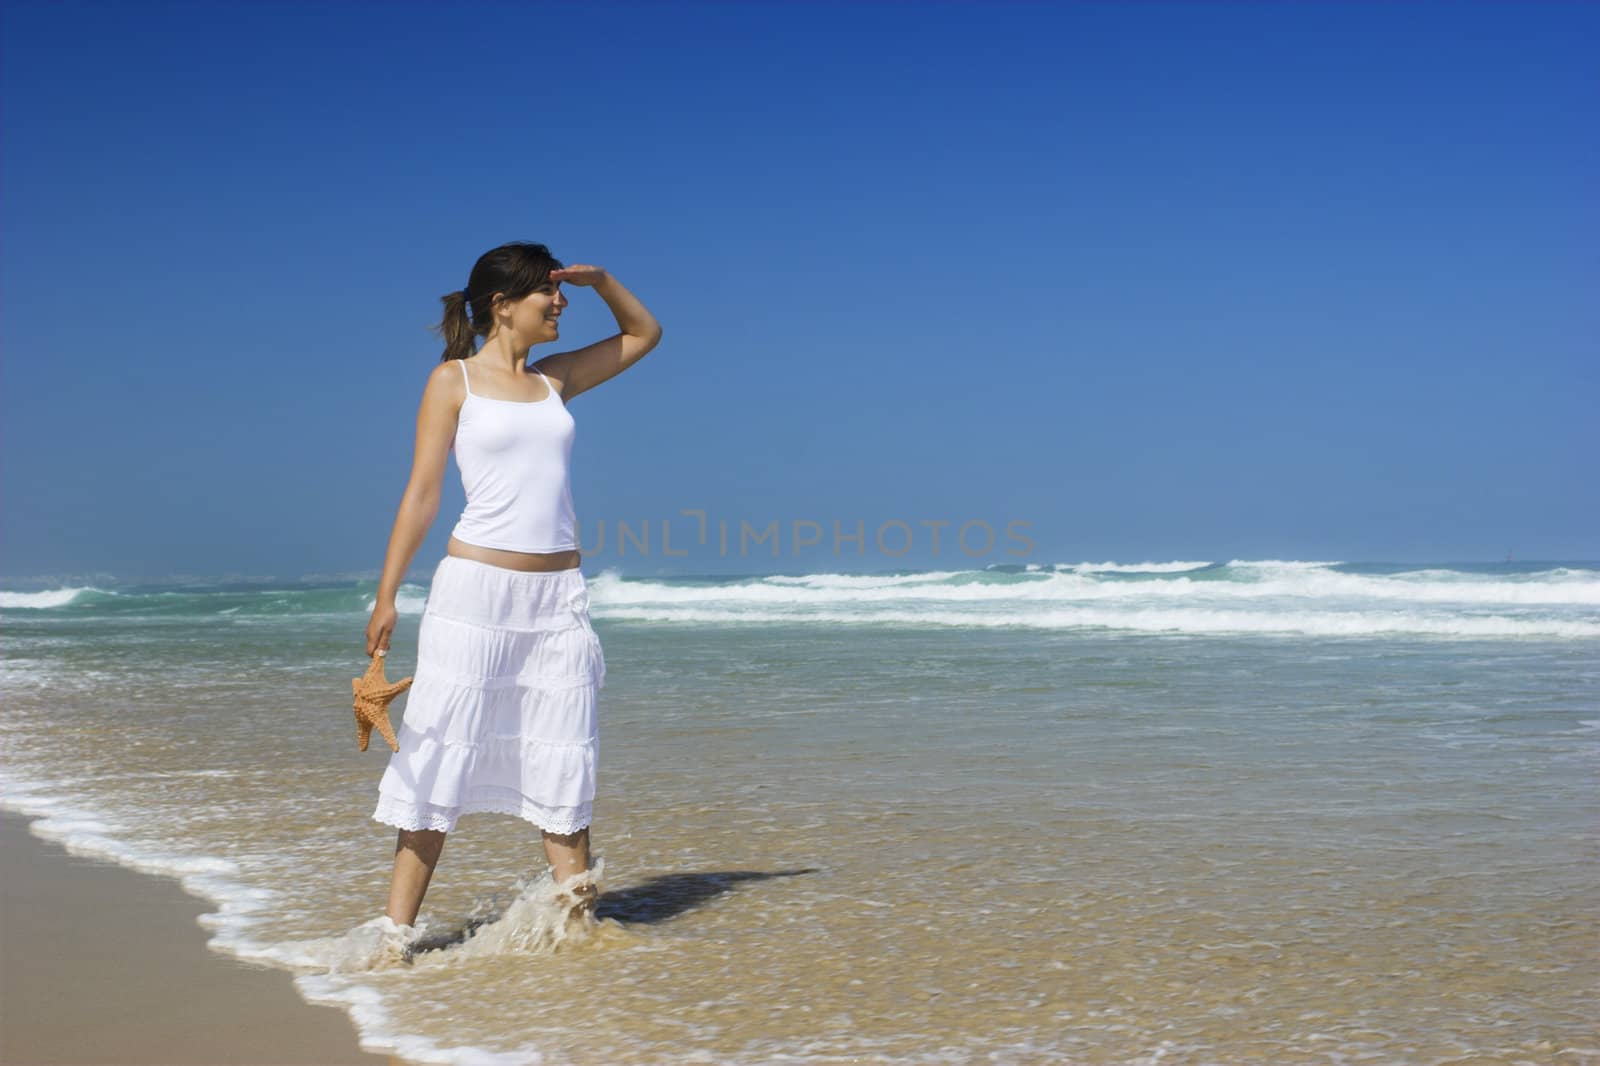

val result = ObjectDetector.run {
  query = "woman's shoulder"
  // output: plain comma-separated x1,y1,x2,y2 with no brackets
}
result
428,358,469,386
423,360,470,411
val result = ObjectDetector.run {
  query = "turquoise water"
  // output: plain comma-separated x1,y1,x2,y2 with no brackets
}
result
2,559,1596,1064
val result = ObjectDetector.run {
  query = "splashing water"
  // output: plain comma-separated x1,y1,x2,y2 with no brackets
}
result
447,857,622,959
261,912,429,974
260,857,618,975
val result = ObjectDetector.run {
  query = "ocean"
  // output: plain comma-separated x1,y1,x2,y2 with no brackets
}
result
1,558,1595,1065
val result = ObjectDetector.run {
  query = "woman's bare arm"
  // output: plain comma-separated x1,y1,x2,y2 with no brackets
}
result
535,268,663,402
376,362,464,604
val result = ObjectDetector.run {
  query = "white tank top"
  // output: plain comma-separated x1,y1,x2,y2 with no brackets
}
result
448,359,580,553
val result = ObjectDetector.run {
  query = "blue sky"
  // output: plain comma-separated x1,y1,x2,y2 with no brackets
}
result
1,0,1594,582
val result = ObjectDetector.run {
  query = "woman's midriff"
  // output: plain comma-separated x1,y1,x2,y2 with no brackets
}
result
447,535,581,572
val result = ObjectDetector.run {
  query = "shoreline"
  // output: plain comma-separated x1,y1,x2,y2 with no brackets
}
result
0,808,390,1066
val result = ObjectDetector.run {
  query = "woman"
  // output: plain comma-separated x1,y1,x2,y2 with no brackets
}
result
360,241,661,951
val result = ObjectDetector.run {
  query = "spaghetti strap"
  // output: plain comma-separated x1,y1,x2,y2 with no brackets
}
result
534,365,562,403
457,359,473,396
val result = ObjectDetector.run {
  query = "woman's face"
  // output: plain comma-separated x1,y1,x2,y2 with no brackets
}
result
495,279,568,340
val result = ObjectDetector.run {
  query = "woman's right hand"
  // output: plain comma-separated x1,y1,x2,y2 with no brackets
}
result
366,601,400,657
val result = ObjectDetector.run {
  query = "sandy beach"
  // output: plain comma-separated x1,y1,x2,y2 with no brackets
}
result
0,809,387,1066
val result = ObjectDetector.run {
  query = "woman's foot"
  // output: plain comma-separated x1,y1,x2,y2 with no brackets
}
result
553,873,599,930
339,913,420,970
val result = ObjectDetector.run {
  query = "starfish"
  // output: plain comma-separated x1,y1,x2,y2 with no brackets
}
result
351,649,413,752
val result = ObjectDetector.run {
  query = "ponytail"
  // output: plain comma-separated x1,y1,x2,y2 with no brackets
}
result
435,289,478,362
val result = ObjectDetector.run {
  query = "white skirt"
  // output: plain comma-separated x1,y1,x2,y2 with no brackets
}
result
372,554,606,836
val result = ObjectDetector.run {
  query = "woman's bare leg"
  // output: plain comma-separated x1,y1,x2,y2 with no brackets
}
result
542,827,596,920
542,826,590,881
386,828,445,926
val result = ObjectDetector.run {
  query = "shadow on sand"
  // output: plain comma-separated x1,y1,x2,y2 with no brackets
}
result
596,867,820,924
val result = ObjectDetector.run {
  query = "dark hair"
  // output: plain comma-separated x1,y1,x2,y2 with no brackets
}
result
434,241,565,362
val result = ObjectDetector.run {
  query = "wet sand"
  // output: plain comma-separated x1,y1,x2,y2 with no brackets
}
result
0,809,388,1066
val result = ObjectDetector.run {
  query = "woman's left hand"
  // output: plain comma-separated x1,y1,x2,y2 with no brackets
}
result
550,265,609,287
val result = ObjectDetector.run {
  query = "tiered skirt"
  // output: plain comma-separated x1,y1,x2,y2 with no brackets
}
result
372,554,606,835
